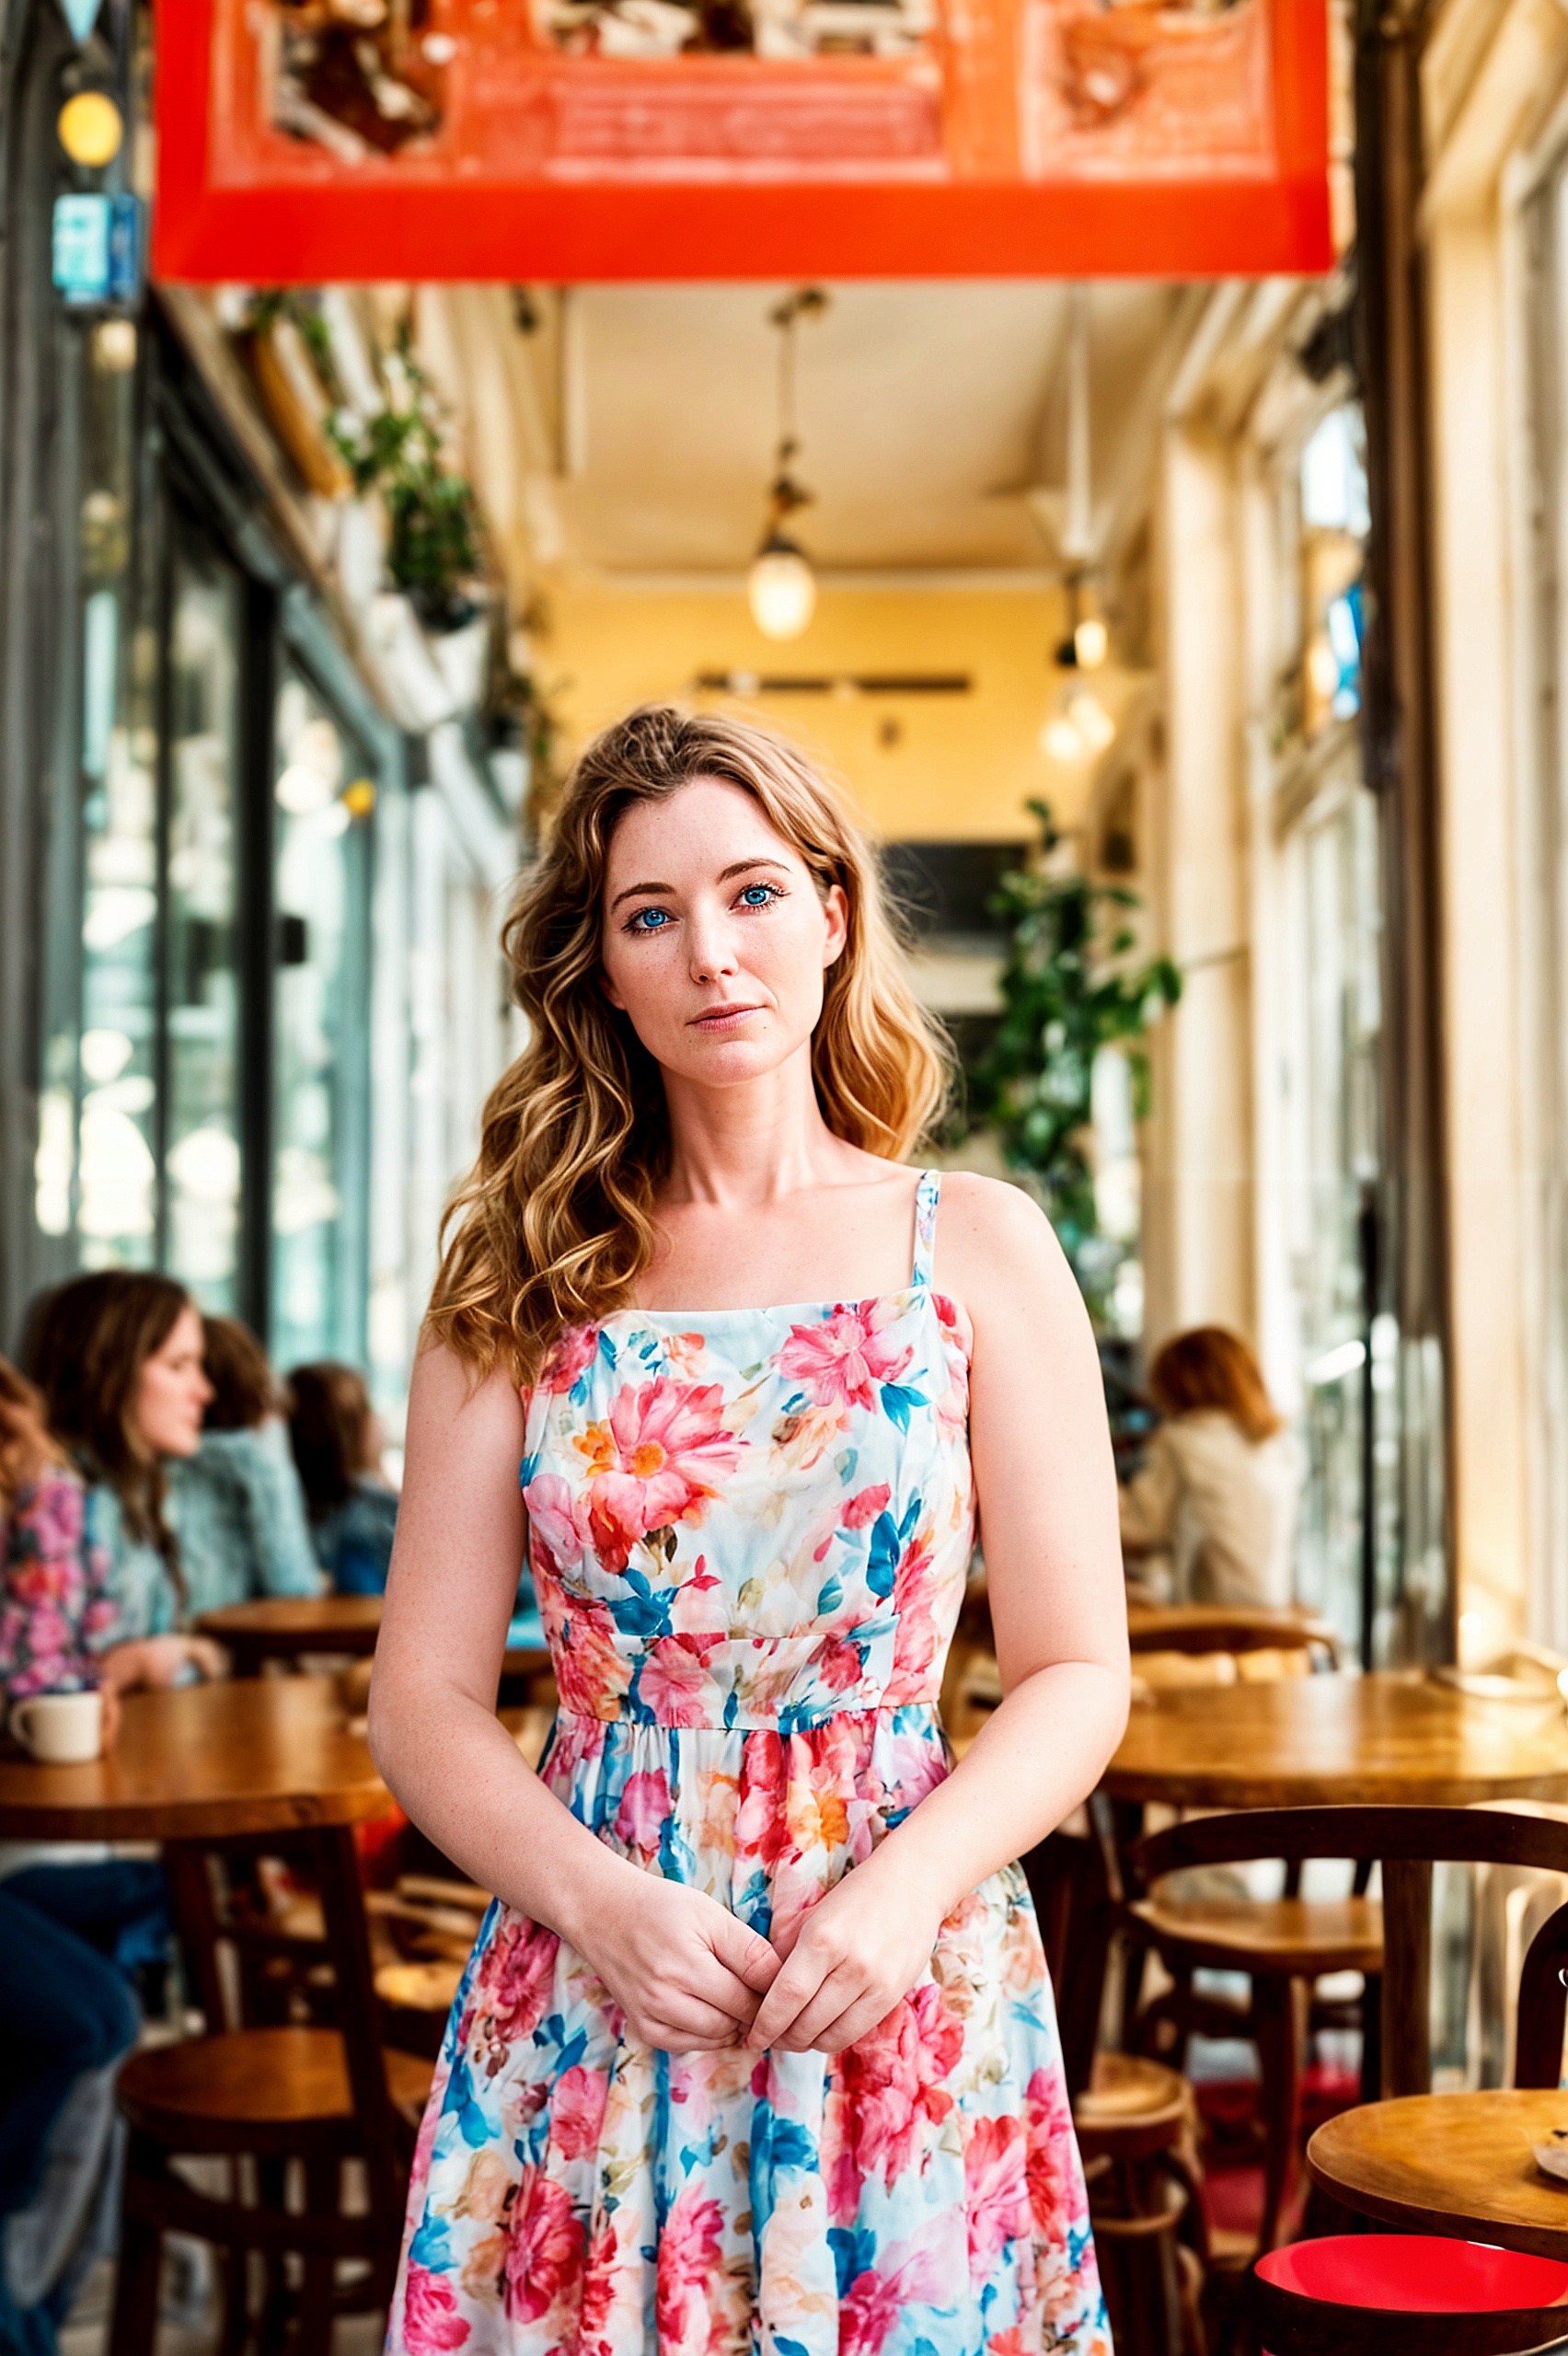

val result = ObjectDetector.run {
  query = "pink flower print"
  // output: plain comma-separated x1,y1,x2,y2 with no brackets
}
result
469,1914,559,2075
964,2113,1031,2274
7,1560,68,1607
778,1303,913,1416
734,1732,789,1870
1023,2062,1080,2245
842,1482,892,1530
575,1379,741,1574
549,2062,609,2162
885,1522,942,1705
838,1981,963,2189
400,2262,469,2352
839,2232,953,2356
662,1329,709,1379
539,1585,631,1719
613,1767,671,1858
577,2217,621,2356
523,1472,589,1578
536,1325,598,1396
20,1476,85,1561
502,2166,582,2324
654,2189,724,2350
637,1633,721,1726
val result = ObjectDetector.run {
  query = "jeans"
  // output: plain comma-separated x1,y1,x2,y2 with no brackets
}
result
0,1861,167,2356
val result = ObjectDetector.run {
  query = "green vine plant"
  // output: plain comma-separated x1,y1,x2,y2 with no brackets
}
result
327,321,482,631
963,798,1181,1322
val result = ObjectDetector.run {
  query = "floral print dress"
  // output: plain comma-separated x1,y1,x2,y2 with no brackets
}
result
389,1172,1109,2356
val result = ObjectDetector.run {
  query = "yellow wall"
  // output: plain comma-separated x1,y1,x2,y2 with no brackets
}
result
542,580,1142,844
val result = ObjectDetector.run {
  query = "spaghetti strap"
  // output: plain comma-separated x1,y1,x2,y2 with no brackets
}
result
911,1166,941,1288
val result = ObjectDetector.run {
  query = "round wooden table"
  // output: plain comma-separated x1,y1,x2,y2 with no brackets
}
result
196,1595,552,1685
1105,1669,1568,1808
0,1675,388,1841
195,1595,384,1673
1308,2092,1568,2261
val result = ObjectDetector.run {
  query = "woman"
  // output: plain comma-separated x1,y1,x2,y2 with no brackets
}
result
370,706,1128,2355
1118,1325,1303,1609
168,1318,319,1617
288,1362,398,1596
0,1360,170,2356
26,1271,222,1664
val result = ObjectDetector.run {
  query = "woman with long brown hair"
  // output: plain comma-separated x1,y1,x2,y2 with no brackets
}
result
26,1272,221,1675
371,705,1126,2356
1120,1324,1304,1608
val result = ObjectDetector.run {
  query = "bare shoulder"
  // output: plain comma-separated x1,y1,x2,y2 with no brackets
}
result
407,1338,527,1451
932,1170,1079,1315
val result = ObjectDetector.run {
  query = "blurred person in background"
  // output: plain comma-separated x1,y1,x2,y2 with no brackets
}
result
167,1318,320,1617
1118,1324,1303,1610
25,1273,224,1670
0,1358,171,2356
288,1362,398,1595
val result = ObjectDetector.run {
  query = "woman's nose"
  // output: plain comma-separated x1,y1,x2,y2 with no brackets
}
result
687,915,740,983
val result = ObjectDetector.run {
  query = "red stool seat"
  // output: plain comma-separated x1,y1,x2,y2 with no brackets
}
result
1254,2235,1568,2354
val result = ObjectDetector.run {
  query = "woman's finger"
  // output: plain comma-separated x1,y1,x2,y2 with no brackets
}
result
746,1941,843,2050
635,1995,746,2050
806,1987,894,2055
706,1907,783,1997
683,1949,767,2027
773,1964,865,2054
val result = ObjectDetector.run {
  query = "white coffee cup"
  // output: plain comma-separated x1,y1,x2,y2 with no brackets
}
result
10,1690,104,1763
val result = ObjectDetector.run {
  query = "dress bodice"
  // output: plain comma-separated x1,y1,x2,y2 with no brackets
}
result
520,1169,974,1732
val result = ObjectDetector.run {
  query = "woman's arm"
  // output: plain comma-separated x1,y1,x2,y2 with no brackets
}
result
748,1174,1130,2053
369,1341,778,2052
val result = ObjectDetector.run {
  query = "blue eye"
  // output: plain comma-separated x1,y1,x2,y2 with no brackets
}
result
627,907,671,933
738,883,780,909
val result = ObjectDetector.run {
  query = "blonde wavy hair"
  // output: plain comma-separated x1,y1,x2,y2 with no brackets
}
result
427,703,951,1381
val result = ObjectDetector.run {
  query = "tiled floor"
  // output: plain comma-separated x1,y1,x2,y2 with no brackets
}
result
59,2257,387,2356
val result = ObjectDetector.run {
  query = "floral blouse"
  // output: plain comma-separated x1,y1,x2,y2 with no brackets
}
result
0,1468,118,1698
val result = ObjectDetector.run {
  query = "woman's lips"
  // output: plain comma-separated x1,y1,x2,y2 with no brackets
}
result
689,1004,765,1031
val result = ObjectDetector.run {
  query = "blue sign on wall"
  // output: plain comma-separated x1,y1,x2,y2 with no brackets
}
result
52,192,142,306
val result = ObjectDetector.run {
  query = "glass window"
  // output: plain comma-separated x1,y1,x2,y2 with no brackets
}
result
164,525,244,1306
271,659,374,1368
71,322,158,1268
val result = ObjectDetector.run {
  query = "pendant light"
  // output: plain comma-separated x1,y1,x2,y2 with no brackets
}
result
748,288,827,642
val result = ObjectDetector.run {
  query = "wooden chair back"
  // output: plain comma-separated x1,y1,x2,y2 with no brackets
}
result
1130,1805,1568,2096
1127,1604,1342,1669
162,1822,407,2245
1021,1791,1125,2102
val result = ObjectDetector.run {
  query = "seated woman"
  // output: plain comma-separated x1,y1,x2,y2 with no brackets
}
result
26,1271,227,1664
168,1318,320,1617
0,1359,177,2356
1119,1324,1303,1610
287,1362,398,1596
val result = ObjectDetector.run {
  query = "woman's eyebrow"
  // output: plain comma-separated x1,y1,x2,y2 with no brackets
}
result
609,857,790,911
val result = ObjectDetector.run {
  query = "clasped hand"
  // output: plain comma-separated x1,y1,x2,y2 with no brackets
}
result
582,1850,946,2058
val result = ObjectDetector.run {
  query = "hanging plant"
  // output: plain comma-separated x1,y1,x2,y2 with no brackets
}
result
963,797,1181,1317
329,323,482,631
238,290,352,501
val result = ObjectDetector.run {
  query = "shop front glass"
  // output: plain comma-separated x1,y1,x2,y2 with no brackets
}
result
270,658,374,1369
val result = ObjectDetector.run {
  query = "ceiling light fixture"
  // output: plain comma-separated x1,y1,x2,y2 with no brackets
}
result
747,286,828,642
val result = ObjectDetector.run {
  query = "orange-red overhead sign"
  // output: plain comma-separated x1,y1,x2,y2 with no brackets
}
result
153,0,1331,281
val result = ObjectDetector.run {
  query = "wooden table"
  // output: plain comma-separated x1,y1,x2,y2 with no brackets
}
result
0,1675,389,1841
195,1595,385,1673
1308,2091,1568,2261
196,1594,552,1685
1125,1601,1342,1662
1106,1669,1568,1809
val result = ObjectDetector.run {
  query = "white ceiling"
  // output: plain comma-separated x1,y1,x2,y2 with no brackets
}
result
548,280,1184,575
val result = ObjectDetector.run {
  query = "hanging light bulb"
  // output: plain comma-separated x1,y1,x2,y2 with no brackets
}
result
1040,712,1084,764
747,288,827,643
748,534,817,641
1066,686,1115,754
1074,614,1109,670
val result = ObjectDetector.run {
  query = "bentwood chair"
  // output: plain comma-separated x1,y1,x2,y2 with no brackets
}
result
1126,1805,1568,2355
111,1821,432,2356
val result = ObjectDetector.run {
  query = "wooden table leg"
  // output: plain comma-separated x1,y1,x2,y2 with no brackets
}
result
1380,1855,1433,2097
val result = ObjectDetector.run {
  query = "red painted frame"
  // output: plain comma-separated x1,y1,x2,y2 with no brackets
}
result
152,0,1331,282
